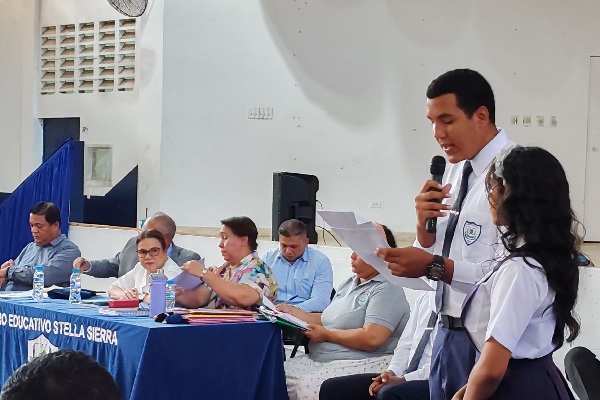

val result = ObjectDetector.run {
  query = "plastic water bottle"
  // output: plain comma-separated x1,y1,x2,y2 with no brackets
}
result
69,268,81,304
32,266,44,302
165,280,176,312
149,270,167,316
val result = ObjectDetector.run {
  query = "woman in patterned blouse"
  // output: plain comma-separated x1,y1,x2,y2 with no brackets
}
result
176,216,278,309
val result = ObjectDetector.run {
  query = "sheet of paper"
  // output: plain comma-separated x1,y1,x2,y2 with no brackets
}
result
0,290,33,299
173,259,205,290
318,210,434,291
261,295,277,311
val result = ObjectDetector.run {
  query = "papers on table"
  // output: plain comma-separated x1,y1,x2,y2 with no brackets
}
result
177,308,258,324
98,306,149,317
259,296,310,331
318,210,434,291
0,290,33,299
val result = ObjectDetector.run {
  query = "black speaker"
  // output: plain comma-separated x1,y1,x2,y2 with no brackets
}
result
272,172,319,244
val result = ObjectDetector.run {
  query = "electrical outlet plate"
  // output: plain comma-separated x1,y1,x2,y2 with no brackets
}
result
369,201,381,209
523,116,531,127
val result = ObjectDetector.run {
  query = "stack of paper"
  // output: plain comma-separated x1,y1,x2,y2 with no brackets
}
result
259,297,310,331
98,307,150,317
317,210,434,291
178,308,258,324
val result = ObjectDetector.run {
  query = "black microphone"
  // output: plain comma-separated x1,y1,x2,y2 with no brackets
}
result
426,155,446,234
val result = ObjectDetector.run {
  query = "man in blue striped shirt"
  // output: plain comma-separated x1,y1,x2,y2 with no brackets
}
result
0,202,80,291
261,219,333,312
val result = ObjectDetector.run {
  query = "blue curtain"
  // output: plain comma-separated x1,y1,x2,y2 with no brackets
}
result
0,139,74,262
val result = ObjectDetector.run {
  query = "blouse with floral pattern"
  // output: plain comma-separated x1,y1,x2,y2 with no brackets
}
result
215,251,278,309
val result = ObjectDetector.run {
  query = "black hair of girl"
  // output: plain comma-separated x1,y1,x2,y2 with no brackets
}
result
380,224,397,248
220,216,258,252
486,146,580,344
136,229,166,250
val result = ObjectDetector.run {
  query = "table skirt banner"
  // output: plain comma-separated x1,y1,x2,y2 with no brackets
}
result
0,298,288,400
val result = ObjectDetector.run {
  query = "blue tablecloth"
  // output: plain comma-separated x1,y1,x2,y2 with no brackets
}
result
0,298,288,400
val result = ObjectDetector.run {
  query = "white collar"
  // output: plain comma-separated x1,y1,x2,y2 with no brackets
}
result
470,128,510,178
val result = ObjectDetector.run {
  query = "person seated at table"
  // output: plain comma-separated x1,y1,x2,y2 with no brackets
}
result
0,201,80,291
261,219,333,312
176,216,277,309
108,229,181,303
279,223,410,400
0,350,121,400
74,212,200,278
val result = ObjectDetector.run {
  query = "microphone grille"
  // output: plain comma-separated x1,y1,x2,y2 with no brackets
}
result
430,155,446,175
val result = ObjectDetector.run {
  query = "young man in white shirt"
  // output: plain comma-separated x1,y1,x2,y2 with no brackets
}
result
377,69,514,400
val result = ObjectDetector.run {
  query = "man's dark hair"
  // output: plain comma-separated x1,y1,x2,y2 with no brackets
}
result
278,219,307,238
426,68,496,123
0,350,121,400
221,216,259,252
30,202,60,225
136,229,167,250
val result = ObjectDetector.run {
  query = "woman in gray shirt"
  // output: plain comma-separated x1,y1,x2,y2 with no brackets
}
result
280,224,410,400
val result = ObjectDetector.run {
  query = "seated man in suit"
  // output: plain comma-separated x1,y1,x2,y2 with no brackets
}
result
0,202,81,291
261,219,333,312
74,212,200,277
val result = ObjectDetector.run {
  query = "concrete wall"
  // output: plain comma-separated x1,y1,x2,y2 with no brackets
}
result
159,0,600,234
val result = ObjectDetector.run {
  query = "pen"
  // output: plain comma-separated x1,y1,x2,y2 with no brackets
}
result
287,295,299,302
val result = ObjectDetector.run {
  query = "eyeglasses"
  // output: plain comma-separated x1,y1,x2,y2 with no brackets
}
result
486,184,500,199
136,247,162,258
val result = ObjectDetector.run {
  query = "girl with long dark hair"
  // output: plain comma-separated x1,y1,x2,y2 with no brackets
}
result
453,146,580,400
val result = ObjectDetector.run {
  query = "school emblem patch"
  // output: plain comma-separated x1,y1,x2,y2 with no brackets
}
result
27,334,58,361
463,221,482,245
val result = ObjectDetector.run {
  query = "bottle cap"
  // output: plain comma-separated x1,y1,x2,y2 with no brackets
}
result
167,280,173,284
35,265,43,271
72,268,79,273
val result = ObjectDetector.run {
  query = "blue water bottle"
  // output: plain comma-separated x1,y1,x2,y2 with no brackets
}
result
149,270,167,317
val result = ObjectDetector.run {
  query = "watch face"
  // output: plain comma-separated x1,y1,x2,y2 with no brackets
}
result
429,265,443,278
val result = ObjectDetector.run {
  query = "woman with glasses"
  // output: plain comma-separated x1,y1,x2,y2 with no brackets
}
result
176,216,277,309
108,229,181,302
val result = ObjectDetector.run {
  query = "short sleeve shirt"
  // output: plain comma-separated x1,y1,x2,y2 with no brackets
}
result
308,274,410,362
463,257,557,358
215,252,278,309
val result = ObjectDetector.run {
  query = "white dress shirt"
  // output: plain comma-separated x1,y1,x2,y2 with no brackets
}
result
388,292,436,381
112,257,181,295
463,256,557,359
414,129,515,317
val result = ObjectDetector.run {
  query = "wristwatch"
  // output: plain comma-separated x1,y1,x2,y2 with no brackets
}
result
426,255,445,281
200,267,209,279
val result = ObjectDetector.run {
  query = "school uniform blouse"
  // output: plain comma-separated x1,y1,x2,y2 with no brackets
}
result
463,256,557,359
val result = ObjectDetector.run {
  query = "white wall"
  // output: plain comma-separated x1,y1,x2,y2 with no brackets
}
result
37,0,163,213
1,0,599,235
159,0,600,233
0,0,40,192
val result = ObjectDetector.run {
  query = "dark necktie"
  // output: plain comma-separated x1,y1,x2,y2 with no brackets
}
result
435,160,473,312
442,161,473,258
410,162,475,369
